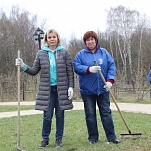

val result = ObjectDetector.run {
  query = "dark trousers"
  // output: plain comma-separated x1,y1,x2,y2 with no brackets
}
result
42,86,64,140
81,92,117,141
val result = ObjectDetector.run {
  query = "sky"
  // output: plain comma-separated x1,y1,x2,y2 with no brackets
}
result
1,0,151,40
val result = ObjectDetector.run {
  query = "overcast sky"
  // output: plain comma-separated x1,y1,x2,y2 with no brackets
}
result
1,0,151,40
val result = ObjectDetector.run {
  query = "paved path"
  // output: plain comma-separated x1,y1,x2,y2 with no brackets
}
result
0,101,151,118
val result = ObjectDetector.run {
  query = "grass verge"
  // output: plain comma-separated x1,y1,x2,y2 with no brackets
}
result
0,105,35,112
0,110,151,151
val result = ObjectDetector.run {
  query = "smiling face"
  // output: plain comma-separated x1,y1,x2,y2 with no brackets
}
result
85,36,97,51
47,32,59,50
83,31,98,52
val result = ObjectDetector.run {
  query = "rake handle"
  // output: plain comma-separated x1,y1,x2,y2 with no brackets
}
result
94,61,131,134
17,50,21,147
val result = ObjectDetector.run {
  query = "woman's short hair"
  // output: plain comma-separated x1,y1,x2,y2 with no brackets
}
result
43,29,61,46
83,31,98,44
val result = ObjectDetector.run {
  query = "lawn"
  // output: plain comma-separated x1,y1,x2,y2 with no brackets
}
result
0,105,35,112
0,109,151,151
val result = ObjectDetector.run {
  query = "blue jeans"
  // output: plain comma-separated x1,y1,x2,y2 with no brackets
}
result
42,86,64,140
81,92,117,141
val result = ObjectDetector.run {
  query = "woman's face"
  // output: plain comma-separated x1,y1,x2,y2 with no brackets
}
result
47,32,58,49
85,37,96,50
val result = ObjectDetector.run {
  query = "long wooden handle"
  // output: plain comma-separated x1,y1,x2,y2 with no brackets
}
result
17,50,21,146
94,61,131,134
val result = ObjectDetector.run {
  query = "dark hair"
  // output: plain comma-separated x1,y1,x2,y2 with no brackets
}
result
83,31,98,44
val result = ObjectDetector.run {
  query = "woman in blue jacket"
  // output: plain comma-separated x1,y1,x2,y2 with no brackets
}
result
73,31,120,144
148,66,151,86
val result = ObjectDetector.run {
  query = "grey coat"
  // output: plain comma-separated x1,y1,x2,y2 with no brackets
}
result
24,48,74,111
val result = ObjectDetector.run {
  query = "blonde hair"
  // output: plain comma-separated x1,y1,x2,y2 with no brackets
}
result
43,29,61,46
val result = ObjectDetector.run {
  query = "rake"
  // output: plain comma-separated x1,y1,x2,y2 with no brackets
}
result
17,50,26,151
94,61,141,139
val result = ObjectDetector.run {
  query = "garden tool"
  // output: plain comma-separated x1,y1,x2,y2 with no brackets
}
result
17,50,26,151
94,61,142,139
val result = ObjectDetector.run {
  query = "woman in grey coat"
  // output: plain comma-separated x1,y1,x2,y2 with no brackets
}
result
15,29,74,148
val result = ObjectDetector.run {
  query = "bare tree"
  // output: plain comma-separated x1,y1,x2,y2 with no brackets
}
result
107,6,140,84
0,6,44,101
106,5,151,100
68,33,84,60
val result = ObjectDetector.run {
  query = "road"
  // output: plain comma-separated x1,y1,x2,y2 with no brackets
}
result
0,101,151,118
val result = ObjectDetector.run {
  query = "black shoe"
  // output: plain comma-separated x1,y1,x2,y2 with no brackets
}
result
89,140,98,144
56,138,62,148
39,140,49,149
109,138,120,144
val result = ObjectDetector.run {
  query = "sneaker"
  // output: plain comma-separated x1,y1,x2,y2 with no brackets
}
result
108,138,120,144
56,138,62,148
89,140,98,144
39,140,49,149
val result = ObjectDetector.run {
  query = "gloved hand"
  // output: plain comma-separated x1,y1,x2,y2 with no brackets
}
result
15,58,25,68
104,82,112,90
89,66,101,73
68,87,74,100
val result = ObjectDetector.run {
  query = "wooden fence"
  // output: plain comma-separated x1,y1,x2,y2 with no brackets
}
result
0,73,150,102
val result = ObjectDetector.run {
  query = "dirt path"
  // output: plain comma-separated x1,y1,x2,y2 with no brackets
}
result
0,101,151,118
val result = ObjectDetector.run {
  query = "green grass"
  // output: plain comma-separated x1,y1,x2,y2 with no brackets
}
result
0,110,151,151
0,105,35,112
